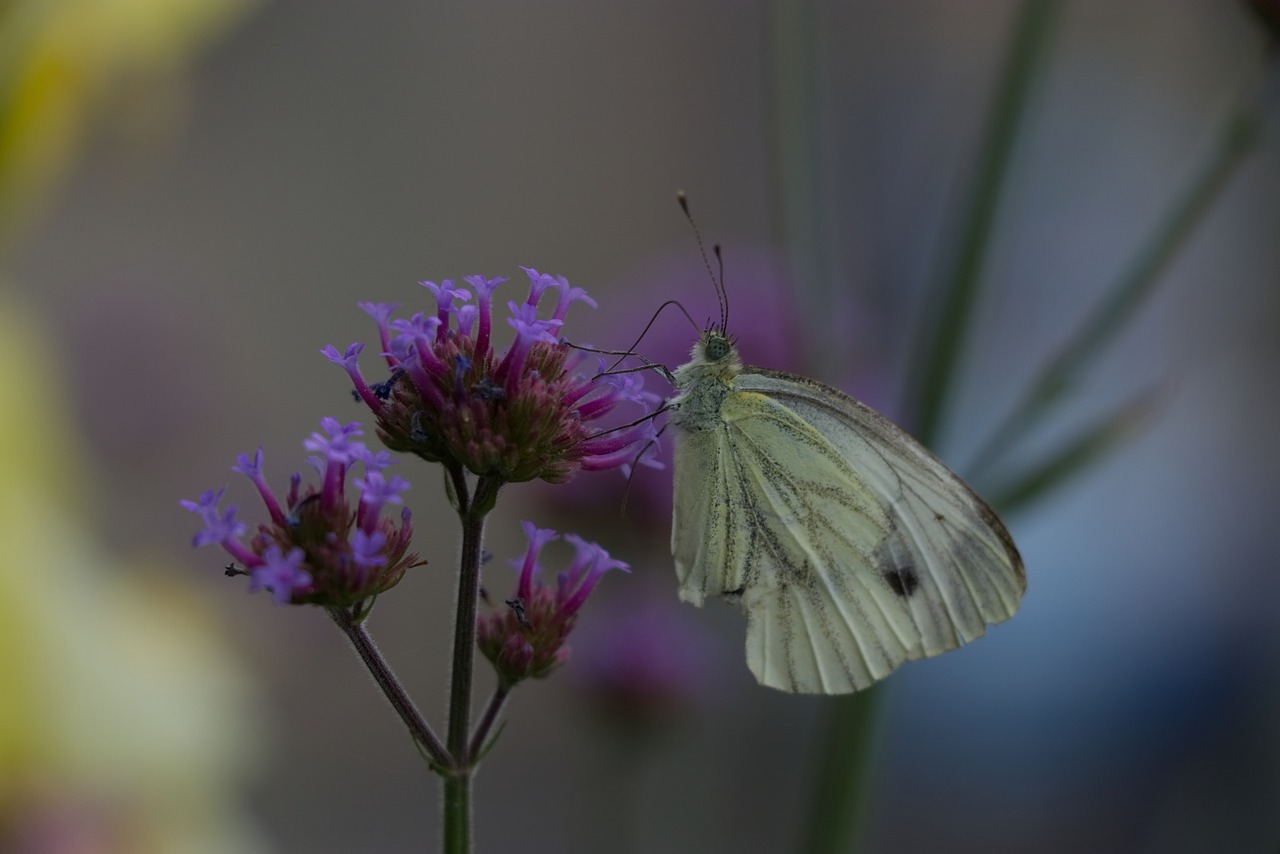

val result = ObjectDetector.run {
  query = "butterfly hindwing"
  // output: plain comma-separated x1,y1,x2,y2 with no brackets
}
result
672,421,749,605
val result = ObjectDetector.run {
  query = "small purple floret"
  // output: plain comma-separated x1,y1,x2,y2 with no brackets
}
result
557,533,629,616
180,488,247,547
518,266,556,306
353,447,397,472
355,471,411,506
304,418,365,465
514,520,559,601
350,529,388,568
249,545,312,606
549,273,597,322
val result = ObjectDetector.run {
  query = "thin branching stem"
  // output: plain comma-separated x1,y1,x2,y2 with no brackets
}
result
468,683,512,763
328,607,450,769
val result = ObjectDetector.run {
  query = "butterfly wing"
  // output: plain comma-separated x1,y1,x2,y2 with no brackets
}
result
736,368,1025,690
671,418,748,607
673,387,924,693
671,369,1025,694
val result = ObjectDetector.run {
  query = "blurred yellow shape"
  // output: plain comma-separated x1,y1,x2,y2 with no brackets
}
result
0,0,267,850
0,292,268,852
0,0,254,240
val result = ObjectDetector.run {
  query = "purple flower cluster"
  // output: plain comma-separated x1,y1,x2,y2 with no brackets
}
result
323,267,660,484
181,418,422,607
476,521,628,687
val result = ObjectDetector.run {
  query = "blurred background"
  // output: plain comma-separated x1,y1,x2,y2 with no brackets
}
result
2,1,1278,852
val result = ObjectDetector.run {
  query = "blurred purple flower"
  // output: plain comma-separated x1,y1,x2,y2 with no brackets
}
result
570,591,716,723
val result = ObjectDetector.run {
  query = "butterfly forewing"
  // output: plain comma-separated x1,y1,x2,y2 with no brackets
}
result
735,369,1025,656
742,368,1018,614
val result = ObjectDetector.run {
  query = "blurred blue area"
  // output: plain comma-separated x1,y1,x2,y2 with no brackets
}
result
14,1,1279,852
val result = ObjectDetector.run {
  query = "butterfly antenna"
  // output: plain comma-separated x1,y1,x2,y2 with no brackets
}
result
588,402,670,441
677,191,729,333
713,244,728,333
569,298,695,382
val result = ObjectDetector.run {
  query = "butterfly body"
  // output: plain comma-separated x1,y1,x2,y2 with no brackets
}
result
669,328,1025,694
669,330,740,432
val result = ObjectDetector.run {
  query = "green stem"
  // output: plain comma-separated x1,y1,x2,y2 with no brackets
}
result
801,690,884,854
442,475,499,853
445,479,496,757
909,0,1062,447
443,774,471,854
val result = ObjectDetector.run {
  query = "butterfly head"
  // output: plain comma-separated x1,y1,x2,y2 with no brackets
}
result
671,325,741,406
679,325,740,386
702,327,733,362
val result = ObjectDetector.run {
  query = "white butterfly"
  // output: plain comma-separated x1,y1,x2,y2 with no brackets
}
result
668,324,1026,695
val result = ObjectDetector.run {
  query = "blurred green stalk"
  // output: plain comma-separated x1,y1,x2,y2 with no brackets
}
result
909,0,1063,449
773,3,1062,853
769,0,1269,848
767,0,831,375
968,64,1268,491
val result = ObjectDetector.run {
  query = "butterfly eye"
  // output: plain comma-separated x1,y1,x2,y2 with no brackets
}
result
705,335,731,361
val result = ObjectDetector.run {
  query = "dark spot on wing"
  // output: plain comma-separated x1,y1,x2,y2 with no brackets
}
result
884,565,919,597
723,584,745,599
872,534,919,598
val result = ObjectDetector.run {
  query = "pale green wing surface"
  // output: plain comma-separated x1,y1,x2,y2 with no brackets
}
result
736,368,1025,667
672,422,749,606
674,388,925,693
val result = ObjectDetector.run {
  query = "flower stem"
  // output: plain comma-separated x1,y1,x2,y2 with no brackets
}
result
443,774,471,854
445,479,495,758
468,683,512,762
443,475,500,853
327,607,450,768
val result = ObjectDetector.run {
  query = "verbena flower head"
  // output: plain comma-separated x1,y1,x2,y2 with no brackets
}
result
476,521,628,687
180,418,422,608
323,267,660,484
